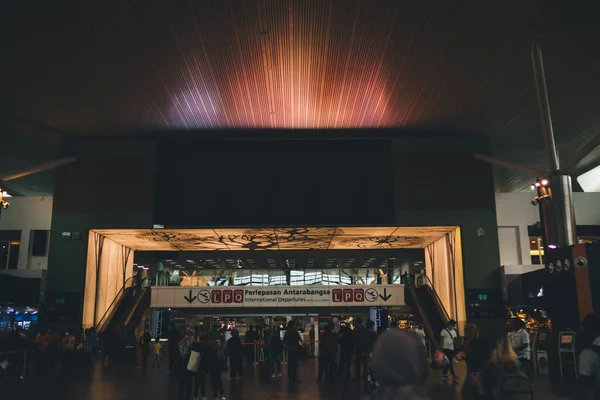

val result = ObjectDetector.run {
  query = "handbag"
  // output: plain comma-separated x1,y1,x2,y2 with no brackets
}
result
187,350,201,372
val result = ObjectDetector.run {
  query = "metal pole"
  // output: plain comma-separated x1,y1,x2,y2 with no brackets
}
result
532,44,560,173
531,44,577,248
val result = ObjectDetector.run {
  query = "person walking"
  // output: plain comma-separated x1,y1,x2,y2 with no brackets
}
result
267,326,283,378
225,330,244,379
283,320,303,384
316,322,337,383
61,330,77,375
244,325,259,363
509,319,531,378
338,325,354,379
168,323,182,373
177,328,195,400
140,328,152,369
205,337,226,400
309,325,316,357
354,318,370,385
152,338,161,368
440,319,459,382
34,329,47,376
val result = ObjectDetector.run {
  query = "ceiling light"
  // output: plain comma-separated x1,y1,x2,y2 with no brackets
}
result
548,244,557,249
541,179,548,186
2,191,12,198
534,182,541,187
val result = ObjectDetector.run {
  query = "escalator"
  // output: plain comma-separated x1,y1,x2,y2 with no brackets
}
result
96,278,150,335
124,287,151,329
405,278,450,350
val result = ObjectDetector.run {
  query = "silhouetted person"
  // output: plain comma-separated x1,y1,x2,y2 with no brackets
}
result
338,325,354,378
283,320,303,384
140,328,152,368
267,326,283,377
245,325,259,363
354,317,370,385
168,323,182,373
226,329,244,379
317,322,337,383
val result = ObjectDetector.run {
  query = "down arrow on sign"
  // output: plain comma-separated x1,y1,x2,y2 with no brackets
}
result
184,290,197,304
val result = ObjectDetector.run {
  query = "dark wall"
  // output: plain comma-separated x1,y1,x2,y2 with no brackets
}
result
155,139,394,227
47,133,500,328
48,140,157,303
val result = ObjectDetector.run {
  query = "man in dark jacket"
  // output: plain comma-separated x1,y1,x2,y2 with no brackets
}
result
283,320,303,384
140,328,152,368
245,325,259,363
317,322,338,383
338,325,354,378
168,323,182,373
353,317,370,385
226,330,244,379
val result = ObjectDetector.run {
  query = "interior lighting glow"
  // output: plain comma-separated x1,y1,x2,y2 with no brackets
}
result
534,182,541,187
548,244,557,249
1,191,11,198
541,179,548,186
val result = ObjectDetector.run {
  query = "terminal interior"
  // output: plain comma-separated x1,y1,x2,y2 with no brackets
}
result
2,2,600,399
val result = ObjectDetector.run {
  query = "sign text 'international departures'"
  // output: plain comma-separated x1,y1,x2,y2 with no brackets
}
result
151,284,405,308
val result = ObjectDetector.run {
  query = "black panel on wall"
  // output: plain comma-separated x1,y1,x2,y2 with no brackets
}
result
156,140,394,226
392,152,496,210
31,230,49,256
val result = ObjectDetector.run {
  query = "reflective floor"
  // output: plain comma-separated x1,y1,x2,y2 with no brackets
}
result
19,358,568,400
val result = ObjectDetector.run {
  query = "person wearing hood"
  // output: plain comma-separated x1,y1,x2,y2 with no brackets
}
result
370,329,429,400
225,329,244,379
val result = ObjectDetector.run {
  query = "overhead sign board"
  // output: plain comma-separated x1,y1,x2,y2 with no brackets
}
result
151,284,404,308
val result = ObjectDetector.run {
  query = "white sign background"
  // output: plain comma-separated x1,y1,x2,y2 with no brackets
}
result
151,284,404,308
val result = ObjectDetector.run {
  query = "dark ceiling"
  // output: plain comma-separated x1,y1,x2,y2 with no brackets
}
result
2,0,600,193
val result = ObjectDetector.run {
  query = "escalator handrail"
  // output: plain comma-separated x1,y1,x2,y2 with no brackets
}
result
416,274,451,324
409,286,440,350
124,286,150,327
95,277,135,333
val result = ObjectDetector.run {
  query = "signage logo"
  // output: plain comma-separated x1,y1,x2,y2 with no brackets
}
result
332,288,365,303
365,288,378,302
197,290,210,304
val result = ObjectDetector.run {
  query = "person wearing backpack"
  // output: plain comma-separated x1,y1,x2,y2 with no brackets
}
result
440,320,459,382
177,328,195,400
578,313,600,400
481,335,533,400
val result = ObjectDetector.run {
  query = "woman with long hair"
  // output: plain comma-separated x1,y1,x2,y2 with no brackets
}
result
481,335,532,399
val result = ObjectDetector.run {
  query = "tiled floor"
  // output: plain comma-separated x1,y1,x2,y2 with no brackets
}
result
18,358,569,400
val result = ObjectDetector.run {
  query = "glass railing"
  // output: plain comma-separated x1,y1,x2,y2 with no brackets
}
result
149,268,407,287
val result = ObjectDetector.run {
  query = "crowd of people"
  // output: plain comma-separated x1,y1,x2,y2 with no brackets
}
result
2,312,599,400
